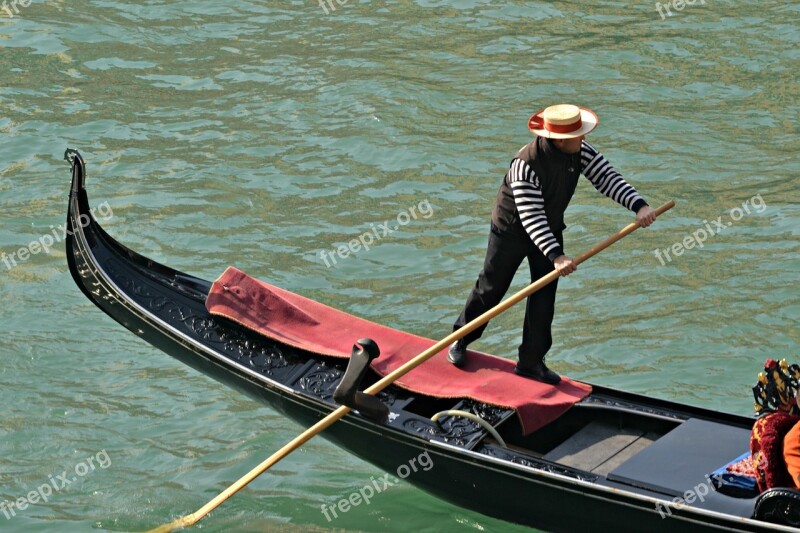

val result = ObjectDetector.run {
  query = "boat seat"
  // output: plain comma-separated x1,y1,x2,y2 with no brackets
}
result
606,418,751,497
543,421,658,476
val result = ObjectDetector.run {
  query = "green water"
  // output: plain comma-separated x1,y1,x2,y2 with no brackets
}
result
1,1,798,531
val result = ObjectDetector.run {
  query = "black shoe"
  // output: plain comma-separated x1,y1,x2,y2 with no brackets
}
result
447,340,468,368
514,360,561,385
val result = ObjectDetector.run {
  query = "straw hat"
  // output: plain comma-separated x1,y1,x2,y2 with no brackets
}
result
528,104,599,139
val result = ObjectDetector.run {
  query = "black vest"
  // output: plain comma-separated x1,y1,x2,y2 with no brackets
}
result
492,136,582,242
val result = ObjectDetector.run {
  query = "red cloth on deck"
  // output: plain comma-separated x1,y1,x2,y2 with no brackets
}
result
206,266,591,434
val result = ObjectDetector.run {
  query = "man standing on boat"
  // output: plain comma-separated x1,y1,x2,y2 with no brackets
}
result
448,104,657,384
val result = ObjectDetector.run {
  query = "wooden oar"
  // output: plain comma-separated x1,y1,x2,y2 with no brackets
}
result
145,199,675,533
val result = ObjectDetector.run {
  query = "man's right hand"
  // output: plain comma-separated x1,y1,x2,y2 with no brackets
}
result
553,255,577,276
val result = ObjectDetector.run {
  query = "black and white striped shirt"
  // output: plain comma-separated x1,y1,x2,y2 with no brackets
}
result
507,140,646,260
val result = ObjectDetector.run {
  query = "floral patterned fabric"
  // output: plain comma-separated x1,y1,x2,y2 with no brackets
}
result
750,411,800,492
726,454,757,477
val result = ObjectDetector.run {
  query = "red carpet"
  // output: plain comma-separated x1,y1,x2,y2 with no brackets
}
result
206,267,591,434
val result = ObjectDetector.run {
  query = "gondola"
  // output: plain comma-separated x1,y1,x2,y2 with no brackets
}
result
64,149,800,532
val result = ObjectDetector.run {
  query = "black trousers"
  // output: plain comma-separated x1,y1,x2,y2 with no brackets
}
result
453,223,558,368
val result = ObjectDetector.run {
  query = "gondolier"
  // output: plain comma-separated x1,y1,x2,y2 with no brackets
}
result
448,104,657,384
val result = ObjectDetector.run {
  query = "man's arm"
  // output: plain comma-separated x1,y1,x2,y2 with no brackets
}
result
507,158,564,262
581,140,656,227
581,141,649,211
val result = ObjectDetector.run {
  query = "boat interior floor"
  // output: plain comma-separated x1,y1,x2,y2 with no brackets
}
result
542,420,659,476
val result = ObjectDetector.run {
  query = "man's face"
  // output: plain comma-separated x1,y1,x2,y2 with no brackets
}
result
553,135,584,154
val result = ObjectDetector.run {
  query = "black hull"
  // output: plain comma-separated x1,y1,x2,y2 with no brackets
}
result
64,151,798,532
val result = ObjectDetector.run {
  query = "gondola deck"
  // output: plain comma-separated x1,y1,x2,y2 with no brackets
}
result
204,264,591,435
64,150,800,532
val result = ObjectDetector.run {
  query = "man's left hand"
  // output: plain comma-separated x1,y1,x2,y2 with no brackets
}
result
636,205,657,228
